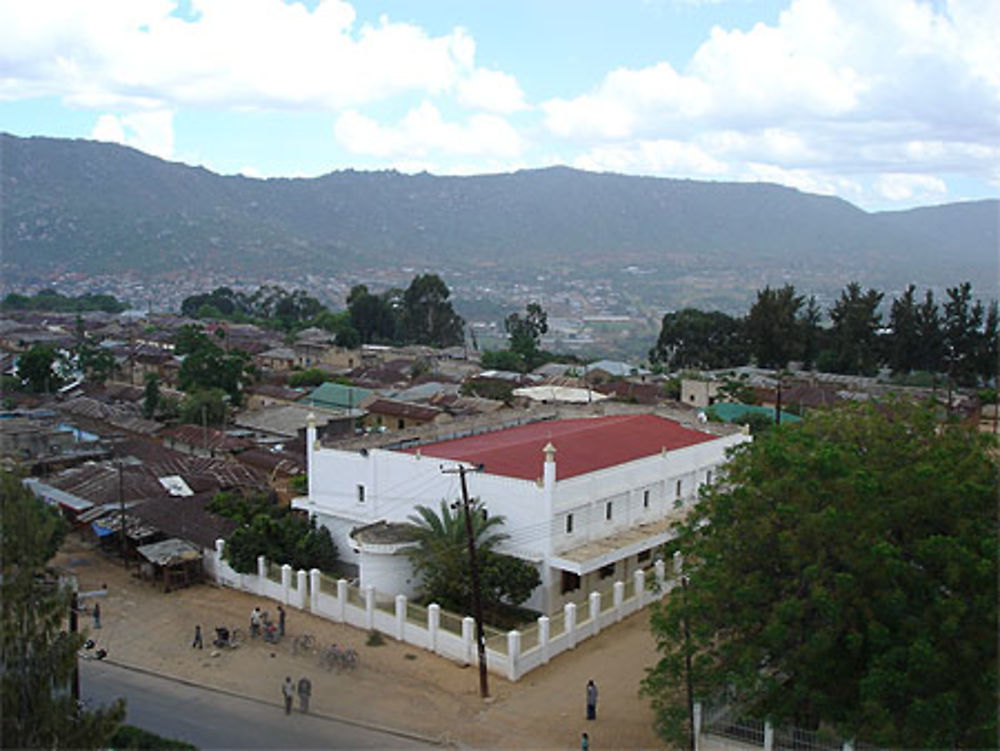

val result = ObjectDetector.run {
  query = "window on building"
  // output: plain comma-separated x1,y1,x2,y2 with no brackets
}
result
357,484,365,503
706,469,713,484
397,418,405,429
605,502,613,521
565,513,574,534
599,563,616,579
643,489,650,509
561,570,581,594
637,549,652,563
676,479,682,497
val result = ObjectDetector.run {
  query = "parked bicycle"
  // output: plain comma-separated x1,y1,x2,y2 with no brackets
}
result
318,643,359,672
293,633,316,656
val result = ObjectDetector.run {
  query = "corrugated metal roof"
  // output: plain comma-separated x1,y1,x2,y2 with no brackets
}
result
399,413,718,481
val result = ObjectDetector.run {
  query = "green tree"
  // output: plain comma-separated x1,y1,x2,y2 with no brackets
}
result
288,368,329,388
142,373,161,419
224,513,338,574
649,309,748,371
914,289,944,374
77,340,117,384
826,282,883,375
745,285,804,369
479,551,541,621
401,274,464,348
886,284,921,375
977,300,998,385
942,282,984,386
797,295,823,370
504,302,549,371
406,499,510,613
347,285,399,344
1,471,126,748
178,388,227,427
642,401,997,748
17,344,63,393
176,326,251,406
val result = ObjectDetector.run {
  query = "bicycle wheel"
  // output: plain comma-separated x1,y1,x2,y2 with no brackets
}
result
299,634,316,652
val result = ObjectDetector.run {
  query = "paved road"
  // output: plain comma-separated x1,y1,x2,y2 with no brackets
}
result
82,660,437,750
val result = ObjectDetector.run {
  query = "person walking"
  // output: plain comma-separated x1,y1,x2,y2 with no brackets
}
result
250,606,262,638
586,679,598,720
92,602,101,629
192,624,203,649
282,676,295,715
581,731,590,750
297,676,312,713
278,605,286,637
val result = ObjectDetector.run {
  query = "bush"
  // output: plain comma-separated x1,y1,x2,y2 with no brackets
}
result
109,725,196,750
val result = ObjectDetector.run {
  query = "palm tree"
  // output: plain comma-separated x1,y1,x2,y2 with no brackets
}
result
406,498,508,611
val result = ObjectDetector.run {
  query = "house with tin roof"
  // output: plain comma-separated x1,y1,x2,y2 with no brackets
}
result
296,412,750,614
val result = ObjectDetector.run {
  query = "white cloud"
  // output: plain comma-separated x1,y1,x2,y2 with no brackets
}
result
575,139,728,176
334,102,523,159
874,173,947,202
89,109,174,159
0,0,517,112
456,68,528,113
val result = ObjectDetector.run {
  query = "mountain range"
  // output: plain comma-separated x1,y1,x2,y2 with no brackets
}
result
2,133,997,299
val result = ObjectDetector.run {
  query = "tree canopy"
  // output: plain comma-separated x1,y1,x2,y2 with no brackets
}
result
642,400,997,748
649,308,748,371
1,471,126,748
407,499,539,619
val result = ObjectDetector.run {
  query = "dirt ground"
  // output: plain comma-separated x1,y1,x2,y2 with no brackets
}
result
55,535,665,750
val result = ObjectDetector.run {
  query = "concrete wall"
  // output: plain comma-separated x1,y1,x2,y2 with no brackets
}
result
211,541,673,681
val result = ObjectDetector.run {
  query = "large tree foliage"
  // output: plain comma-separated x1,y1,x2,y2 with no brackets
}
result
17,344,64,393
649,308,748,371
503,302,549,371
642,401,997,749
401,273,464,348
824,282,884,375
175,324,252,406
745,284,804,369
406,499,538,617
1,472,125,748
942,281,985,387
223,507,338,574
1,290,126,313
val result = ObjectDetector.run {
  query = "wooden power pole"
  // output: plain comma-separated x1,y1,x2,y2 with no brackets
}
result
442,463,489,698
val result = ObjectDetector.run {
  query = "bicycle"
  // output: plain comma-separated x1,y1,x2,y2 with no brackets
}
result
293,633,316,656
318,644,341,671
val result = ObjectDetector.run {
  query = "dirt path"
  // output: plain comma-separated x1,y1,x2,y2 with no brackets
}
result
55,536,665,750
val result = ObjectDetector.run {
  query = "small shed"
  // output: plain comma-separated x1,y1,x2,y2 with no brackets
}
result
136,538,203,592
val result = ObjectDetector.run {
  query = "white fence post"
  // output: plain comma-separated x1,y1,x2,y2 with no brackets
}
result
336,579,348,622
634,569,646,607
589,591,601,634
461,616,475,664
654,558,667,592
565,602,577,648
256,555,267,596
309,569,320,612
538,615,550,664
842,741,854,751
280,564,291,604
428,603,440,653
296,569,307,610
613,581,625,621
364,586,375,630
693,701,702,751
214,539,225,583
507,630,521,681
764,721,774,751
395,594,407,640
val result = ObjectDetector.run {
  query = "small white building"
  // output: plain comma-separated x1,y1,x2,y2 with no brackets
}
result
296,412,750,614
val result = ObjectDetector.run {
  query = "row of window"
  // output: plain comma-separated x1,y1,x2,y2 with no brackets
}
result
559,547,656,594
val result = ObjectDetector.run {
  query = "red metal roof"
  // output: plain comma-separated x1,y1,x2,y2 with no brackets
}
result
399,414,718,481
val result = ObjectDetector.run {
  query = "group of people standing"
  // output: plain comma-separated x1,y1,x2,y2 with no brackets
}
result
282,676,312,714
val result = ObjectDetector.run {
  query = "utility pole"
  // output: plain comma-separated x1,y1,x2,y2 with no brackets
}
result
682,575,695,751
70,591,80,702
442,463,489,698
118,458,126,565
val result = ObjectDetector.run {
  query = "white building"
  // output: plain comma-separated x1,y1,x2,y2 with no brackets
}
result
295,412,750,614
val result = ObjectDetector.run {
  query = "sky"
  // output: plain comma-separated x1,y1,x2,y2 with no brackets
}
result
1,0,998,212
